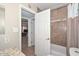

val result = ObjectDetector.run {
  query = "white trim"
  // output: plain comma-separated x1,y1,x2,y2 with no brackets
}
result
19,5,21,51
20,4,36,14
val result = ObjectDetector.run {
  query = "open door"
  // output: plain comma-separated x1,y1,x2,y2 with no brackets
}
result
35,9,50,56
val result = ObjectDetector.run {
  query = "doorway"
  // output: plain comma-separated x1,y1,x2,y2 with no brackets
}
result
21,18,28,51
21,8,35,56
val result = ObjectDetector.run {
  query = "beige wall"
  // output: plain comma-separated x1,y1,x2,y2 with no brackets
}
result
5,4,21,50
0,3,37,50
0,7,5,50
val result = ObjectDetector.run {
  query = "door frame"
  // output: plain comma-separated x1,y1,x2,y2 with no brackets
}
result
19,5,36,51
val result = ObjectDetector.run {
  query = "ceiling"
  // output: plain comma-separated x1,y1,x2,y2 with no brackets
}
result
33,3,68,11
21,8,34,18
21,3,68,20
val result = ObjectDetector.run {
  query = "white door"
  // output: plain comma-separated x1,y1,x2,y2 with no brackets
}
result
35,9,50,56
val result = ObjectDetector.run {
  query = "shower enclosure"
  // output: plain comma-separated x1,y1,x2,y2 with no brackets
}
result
50,6,67,56
51,3,79,56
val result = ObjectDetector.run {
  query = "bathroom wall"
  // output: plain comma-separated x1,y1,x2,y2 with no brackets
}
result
0,3,37,50
67,4,79,48
70,16,79,48
0,7,5,50
4,4,21,50
66,4,79,55
51,6,67,47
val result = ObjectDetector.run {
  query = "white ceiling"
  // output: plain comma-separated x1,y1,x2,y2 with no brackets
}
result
33,3,68,11
21,9,34,18
21,3,68,20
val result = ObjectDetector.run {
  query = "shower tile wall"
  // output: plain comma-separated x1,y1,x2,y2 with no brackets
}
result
51,6,67,47
51,6,67,20
67,4,79,48
70,16,79,48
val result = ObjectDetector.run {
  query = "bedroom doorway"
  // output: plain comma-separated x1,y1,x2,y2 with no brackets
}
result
21,18,28,52
21,8,35,56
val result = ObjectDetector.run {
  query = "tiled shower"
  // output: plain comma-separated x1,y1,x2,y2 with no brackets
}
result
50,4,79,56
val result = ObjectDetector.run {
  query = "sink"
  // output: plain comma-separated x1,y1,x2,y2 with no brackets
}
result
70,48,79,56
